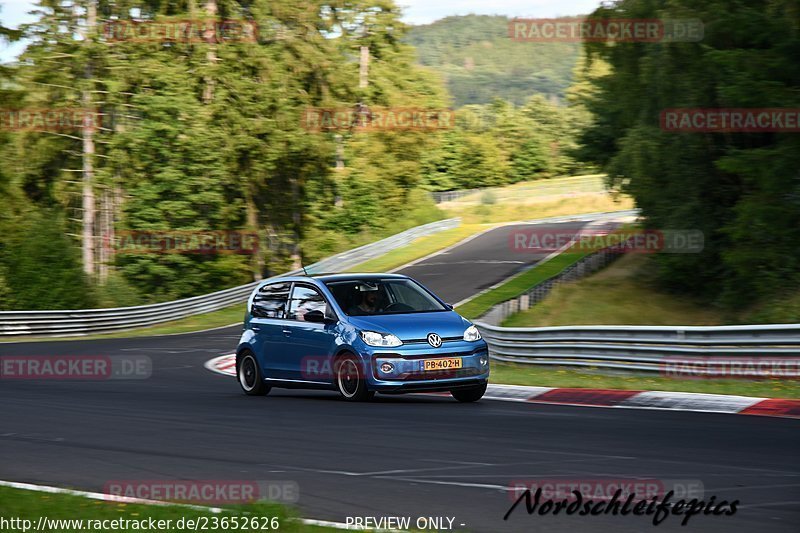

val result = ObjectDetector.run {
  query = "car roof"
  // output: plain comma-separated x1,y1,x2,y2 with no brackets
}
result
265,273,410,284
313,272,410,283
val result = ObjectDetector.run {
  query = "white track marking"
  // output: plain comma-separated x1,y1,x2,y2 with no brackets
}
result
451,220,594,308
387,224,501,273
0,480,374,531
373,477,507,492
618,390,765,413
452,213,638,308
0,479,223,512
388,210,640,276
203,356,793,419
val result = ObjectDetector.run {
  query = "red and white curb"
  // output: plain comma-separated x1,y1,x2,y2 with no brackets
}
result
205,353,237,376
206,354,800,419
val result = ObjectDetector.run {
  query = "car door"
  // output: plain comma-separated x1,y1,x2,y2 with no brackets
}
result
249,281,291,379
282,284,339,382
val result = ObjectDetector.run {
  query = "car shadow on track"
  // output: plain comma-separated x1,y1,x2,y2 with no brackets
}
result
231,389,475,405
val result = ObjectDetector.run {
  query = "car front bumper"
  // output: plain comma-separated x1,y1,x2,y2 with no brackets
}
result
361,340,490,392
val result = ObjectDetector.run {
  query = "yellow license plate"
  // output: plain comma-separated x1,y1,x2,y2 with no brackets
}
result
421,358,463,371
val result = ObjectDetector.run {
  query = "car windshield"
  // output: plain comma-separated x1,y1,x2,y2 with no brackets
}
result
325,279,447,316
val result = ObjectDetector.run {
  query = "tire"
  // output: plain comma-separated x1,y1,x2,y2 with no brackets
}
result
451,383,487,403
334,354,374,402
237,352,270,396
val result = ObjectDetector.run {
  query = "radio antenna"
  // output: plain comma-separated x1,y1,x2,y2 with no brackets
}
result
302,264,309,276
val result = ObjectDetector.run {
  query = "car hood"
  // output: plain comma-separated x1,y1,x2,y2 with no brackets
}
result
347,311,470,341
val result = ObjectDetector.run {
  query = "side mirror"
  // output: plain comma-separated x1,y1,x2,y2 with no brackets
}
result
445,303,454,310
304,309,337,324
303,310,326,323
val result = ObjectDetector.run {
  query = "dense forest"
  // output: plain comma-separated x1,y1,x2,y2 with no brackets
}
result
406,15,581,107
580,0,800,310
0,0,798,318
0,2,589,309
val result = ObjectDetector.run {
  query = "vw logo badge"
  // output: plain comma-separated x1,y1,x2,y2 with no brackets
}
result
427,333,442,348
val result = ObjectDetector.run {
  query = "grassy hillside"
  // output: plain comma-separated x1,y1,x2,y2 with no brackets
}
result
406,15,581,107
501,254,800,327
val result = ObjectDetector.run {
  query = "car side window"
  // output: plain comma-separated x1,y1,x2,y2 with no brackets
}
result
252,282,291,318
288,285,328,321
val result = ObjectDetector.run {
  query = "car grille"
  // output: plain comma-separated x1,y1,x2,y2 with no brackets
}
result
379,349,482,360
403,367,482,381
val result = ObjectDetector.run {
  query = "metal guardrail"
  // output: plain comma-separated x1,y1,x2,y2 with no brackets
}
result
308,218,460,273
481,250,620,324
430,188,482,204
475,241,800,374
478,247,623,326
475,210,642,325
0,218,460,337
476,322,800,374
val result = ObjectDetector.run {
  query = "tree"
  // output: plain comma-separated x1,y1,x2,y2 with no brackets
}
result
1,209,94,309
579,0,800,307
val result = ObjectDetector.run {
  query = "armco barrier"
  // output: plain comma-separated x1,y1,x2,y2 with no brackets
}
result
478,247,621,325
0,218,459,337
476,322,800,373
475,210,641,325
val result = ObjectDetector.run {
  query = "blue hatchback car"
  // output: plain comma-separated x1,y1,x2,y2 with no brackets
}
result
235,273,489,402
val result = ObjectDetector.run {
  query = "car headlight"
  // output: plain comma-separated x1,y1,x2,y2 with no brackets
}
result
360,330,403,347
463,325,482,342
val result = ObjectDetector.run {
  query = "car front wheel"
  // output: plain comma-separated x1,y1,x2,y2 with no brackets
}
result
334,355,374,402
451,383,487,403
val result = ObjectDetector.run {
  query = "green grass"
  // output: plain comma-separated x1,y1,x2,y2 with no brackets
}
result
352,177,635,275
485,253,800,398
490,362,800,398
501,254,728,327
744,290,800,324
444,188,634,225
441,174,608,207
499,253,800,327
0,486,338,532
456,251,590,319
348,223,493,273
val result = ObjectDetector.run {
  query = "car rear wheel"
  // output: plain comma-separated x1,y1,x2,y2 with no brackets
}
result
238,352,270,396
451,383,487,403
335,355,374,402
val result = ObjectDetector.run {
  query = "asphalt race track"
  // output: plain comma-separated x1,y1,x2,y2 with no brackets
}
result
397,221,589,303
1,220,798,532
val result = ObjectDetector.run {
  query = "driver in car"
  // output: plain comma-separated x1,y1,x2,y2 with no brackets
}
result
352,289,381,315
